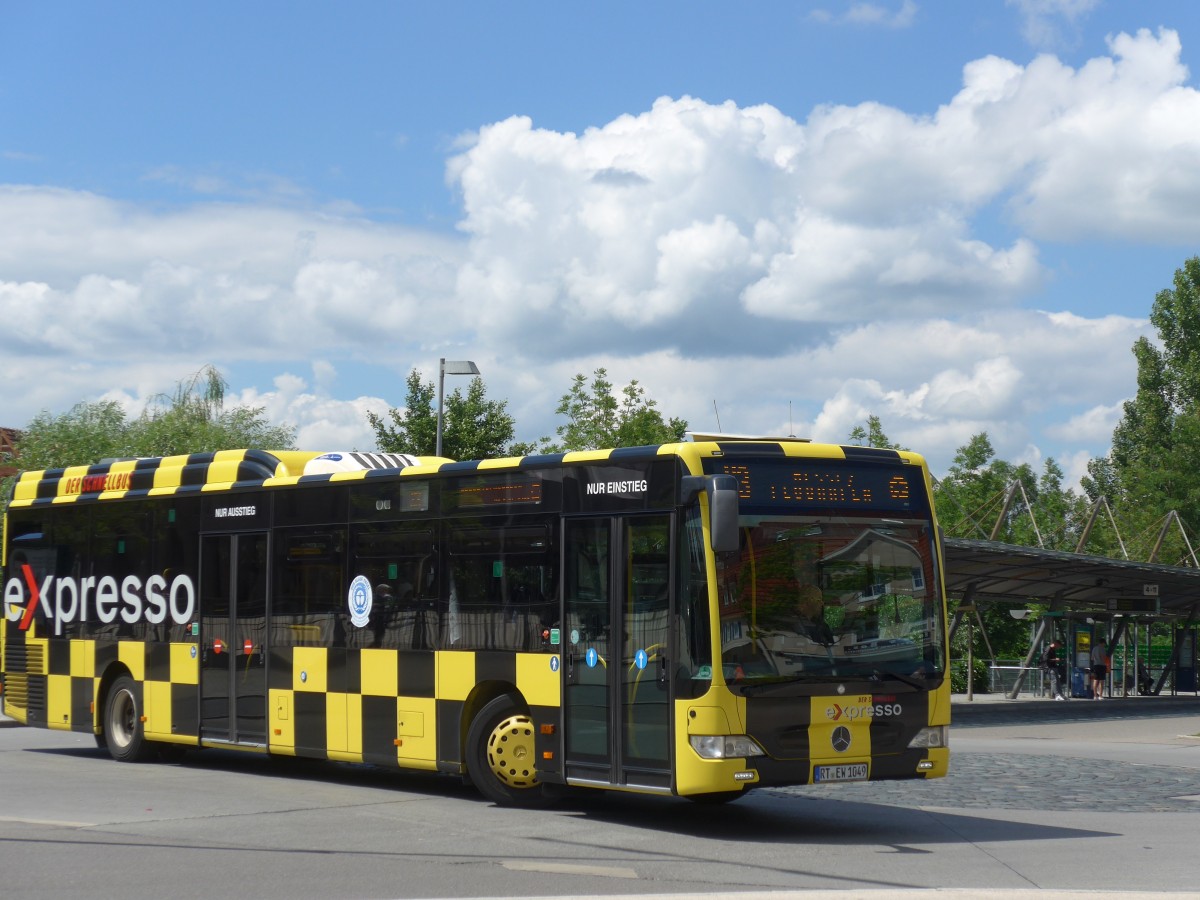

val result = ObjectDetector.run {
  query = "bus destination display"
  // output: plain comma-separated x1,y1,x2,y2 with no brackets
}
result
709,460,920,512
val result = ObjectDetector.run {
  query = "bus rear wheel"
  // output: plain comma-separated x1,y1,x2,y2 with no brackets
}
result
102,675,153,762
466,695,551,806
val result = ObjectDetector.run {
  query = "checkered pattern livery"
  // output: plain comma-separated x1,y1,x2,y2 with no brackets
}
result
5,631,561,774
3,447,567,774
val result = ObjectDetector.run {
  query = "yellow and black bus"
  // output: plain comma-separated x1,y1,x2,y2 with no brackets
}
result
2,436,949,804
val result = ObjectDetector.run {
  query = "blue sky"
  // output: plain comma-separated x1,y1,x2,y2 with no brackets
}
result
2,0,1199,486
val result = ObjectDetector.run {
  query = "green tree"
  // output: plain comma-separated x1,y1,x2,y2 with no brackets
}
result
131,366,294,457
15,400,131,473
934,434,1086,550
1023,458,1090,551
934,433,1020,541
848,415,902,449
367,368,521,460
936,433,1091,662
1086,256,1200,563
546,368,687,452
5,367,296,518
14,366,294,474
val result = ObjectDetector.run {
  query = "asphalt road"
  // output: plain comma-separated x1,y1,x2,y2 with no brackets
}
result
1,694,1199,900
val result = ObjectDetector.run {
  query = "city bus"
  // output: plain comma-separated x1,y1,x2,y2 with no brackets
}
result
1,436,950,804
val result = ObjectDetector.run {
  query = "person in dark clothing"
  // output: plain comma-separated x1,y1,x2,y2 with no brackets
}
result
1091,638,1110,699
1041,638,1066,700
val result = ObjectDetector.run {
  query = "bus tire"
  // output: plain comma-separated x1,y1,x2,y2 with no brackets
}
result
466,695,549,807
102,675,153,763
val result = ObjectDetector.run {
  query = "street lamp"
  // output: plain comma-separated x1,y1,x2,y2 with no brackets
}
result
436,358,480,458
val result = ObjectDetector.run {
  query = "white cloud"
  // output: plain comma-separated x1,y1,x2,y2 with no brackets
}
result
811,1,918,28
1007,0,1101,50
447,32,1199,360
1009,30,1200,241
1045,401,1125,444
233,368,391,450
0,187,466,367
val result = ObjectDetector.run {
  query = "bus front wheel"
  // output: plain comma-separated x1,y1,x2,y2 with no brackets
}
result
102,675,153,762
466,695,550,807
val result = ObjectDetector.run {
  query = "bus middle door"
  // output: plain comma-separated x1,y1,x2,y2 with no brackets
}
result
563,514,672,791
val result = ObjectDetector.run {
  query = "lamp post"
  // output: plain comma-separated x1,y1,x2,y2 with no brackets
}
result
436,358,480,458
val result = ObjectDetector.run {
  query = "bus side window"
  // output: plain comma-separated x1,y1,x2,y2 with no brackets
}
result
445,522,556,652
272,529,346,649
348,525,436,650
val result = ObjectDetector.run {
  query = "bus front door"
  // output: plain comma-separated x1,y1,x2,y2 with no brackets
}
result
563,515,672,791
200,532,269,744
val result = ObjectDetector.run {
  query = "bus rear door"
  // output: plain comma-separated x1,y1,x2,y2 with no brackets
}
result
199,532,269,744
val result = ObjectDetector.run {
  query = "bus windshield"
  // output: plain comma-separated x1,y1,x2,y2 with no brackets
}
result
716,514,944,689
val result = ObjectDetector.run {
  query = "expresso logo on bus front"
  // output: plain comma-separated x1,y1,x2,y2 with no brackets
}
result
825,695,904,722
3,564,196,636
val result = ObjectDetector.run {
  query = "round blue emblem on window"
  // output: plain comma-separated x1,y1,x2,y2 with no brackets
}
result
347,575,372,628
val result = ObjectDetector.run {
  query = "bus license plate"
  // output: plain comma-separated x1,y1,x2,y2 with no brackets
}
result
814,763,868,783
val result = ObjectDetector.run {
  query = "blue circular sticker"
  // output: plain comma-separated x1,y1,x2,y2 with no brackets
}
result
550,655,560,672
635,649,648,670
347,575,372,628
586,647,598,668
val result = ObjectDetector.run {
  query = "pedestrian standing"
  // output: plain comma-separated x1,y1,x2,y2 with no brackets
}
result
1090,637,1109,700
1041,638,1066,700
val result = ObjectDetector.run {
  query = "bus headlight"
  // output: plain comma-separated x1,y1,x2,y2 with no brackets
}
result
907,726,948,749
689,735,766,759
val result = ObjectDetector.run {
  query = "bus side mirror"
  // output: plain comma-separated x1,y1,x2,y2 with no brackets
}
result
682,475,740,553
708,475,739,553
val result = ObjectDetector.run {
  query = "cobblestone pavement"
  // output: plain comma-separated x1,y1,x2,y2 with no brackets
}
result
767,695,1200,813
767,751,1200,813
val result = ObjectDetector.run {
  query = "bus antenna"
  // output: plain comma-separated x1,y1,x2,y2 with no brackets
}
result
713,400,722,432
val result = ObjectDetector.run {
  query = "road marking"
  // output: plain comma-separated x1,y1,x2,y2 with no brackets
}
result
0,815,94,828
501,861,637,879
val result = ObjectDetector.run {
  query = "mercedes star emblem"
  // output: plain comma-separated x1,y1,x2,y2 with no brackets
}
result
832,726,852,753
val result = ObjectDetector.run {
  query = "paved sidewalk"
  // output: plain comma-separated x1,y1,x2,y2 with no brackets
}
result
950,688,1200,728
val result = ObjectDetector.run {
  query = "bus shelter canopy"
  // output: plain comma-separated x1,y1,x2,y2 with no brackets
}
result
943,538,1200,619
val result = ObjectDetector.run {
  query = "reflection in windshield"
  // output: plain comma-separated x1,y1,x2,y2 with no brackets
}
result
716,515,943,686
